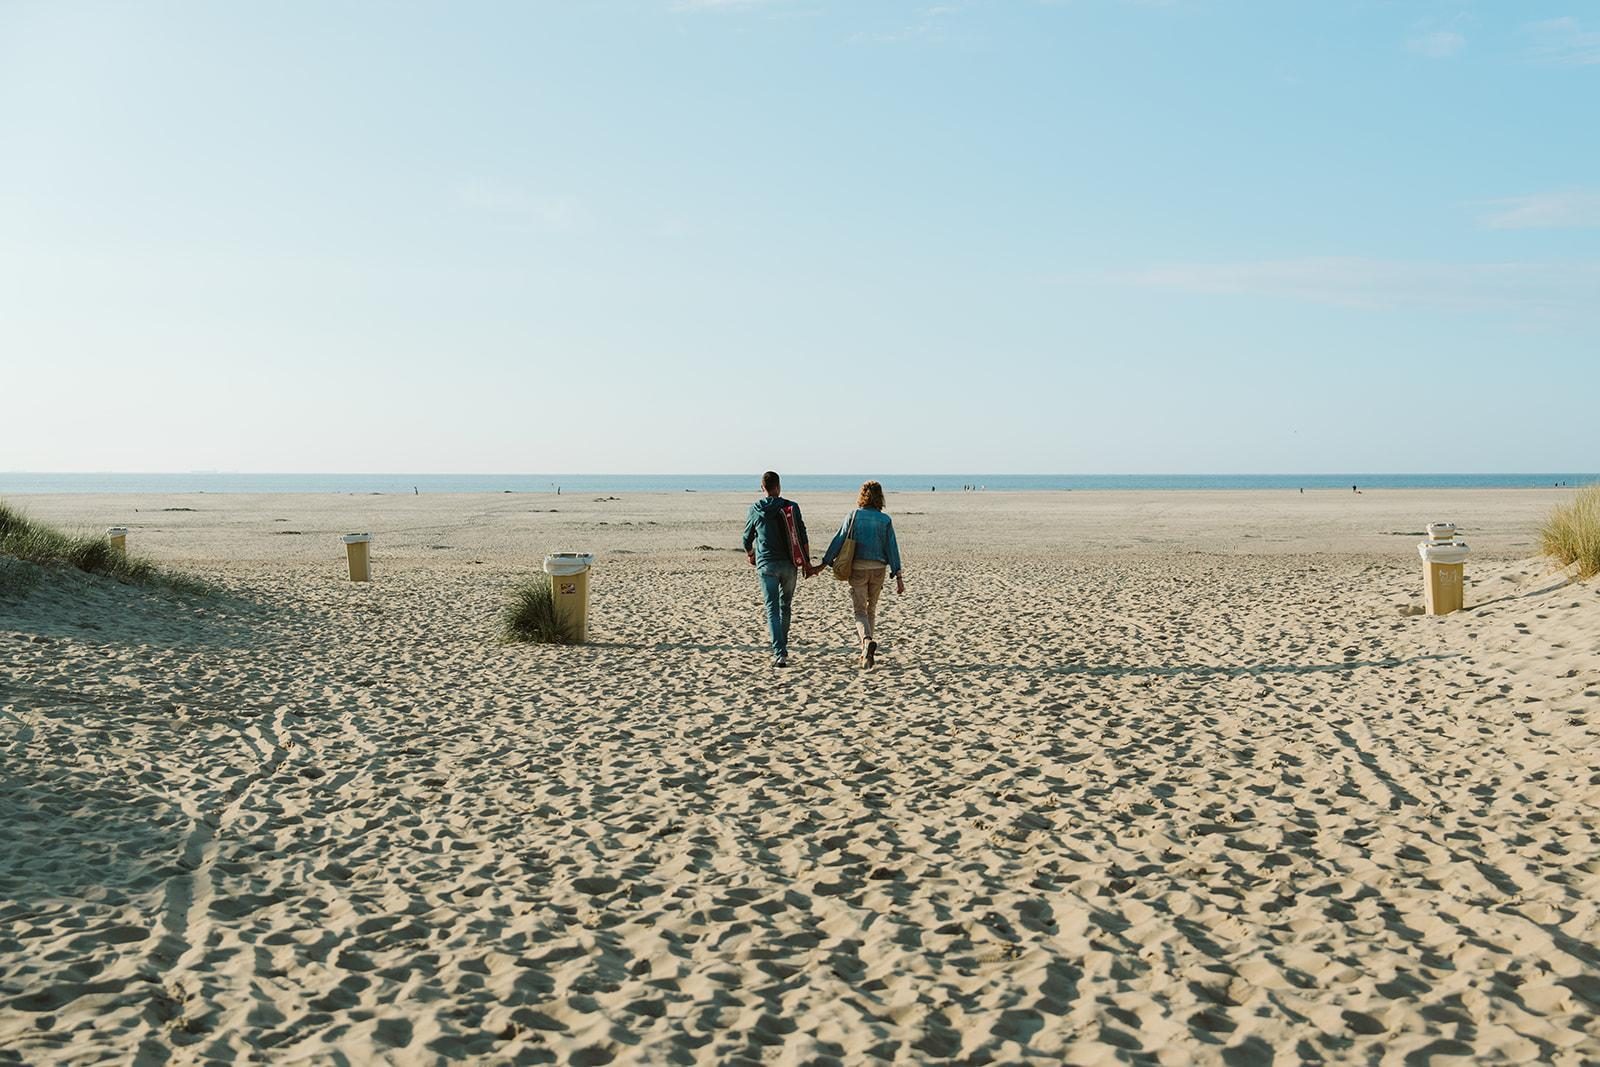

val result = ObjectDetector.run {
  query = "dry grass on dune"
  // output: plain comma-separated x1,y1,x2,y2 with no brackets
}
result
1540,484,1600,579
0,500,209,596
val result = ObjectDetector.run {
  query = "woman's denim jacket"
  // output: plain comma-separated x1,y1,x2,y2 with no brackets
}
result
820,507,902,577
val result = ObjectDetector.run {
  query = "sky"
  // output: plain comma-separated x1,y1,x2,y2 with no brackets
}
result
1,0,1596,474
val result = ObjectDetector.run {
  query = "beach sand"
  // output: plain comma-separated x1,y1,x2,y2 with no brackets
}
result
2,488,1598,1063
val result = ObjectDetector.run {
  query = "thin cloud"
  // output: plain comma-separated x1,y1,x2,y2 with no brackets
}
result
654,217,696,239
850,3,965,45
1093,257,1600,315
669,0,777,12
452,179,585,233
1479,190,1600,230
849,23,944,45
1408,30,1464,59
1524,16,1600,66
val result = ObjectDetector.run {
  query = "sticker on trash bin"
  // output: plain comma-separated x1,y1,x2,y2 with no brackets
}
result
559,582,577,595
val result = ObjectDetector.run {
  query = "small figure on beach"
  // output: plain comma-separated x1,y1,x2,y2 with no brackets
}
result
820,480,904,670
742,471,815,668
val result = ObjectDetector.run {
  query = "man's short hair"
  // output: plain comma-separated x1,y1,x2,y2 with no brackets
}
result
761,471,781,494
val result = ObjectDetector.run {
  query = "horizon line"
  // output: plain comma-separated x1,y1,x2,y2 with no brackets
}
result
4,470,1597,478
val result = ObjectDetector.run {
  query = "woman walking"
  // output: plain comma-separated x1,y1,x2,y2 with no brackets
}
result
820,480,905,668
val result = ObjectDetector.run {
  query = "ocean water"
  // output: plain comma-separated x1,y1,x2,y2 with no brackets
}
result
0,473,1594,494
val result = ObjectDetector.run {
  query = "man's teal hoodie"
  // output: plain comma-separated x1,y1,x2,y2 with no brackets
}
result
742,496,808,570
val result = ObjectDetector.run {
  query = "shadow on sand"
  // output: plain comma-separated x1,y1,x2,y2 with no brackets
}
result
582,641,1458,681
0,562,269,650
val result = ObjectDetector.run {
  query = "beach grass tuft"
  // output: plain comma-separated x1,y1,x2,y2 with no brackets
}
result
1539,485,1600,580
0,500,209,595
502,576,578,644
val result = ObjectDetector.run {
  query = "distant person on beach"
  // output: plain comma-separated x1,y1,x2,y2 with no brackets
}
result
820,480,904,670
742,471,815,668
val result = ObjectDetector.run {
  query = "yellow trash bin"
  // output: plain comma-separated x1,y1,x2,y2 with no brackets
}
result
342,533,373,582
106,527,128,556
543,552,594,643
1417,531,1469,616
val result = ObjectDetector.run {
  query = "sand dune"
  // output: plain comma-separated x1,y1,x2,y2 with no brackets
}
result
2,490,1597,1063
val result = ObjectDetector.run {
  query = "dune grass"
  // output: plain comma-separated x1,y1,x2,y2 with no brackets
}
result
0,500,209,595
1540,484,1600,580
502,576,578,644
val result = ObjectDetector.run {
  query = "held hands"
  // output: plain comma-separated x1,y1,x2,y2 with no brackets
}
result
798,549,818,579
746,550,756,567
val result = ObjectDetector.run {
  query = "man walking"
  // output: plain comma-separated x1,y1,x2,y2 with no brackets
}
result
742,471,814,667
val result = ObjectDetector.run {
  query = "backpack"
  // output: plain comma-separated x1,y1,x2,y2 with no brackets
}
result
780,503,806,569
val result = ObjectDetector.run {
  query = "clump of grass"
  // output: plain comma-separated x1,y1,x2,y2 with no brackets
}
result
1540,484,1600,580
501,577,578,644
0,500,209,595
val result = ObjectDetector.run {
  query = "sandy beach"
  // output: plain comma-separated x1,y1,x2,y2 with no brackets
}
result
2,488,1597,1064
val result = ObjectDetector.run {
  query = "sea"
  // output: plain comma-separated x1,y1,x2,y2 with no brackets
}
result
0,473,1594,495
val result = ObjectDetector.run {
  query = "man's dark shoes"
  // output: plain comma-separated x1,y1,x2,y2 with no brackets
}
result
865,641,877,669
773,654,789,668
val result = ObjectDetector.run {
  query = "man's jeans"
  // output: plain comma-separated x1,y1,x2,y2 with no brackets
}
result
758,564,798,658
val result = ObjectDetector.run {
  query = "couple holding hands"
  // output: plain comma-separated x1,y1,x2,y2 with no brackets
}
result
742,471,904,669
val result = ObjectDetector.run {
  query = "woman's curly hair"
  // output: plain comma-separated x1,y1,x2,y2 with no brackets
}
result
857,480,885,510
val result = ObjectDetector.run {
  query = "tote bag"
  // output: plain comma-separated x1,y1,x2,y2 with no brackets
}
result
830,511,857,581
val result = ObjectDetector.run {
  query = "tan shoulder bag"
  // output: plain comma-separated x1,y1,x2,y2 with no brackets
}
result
830,510,857,581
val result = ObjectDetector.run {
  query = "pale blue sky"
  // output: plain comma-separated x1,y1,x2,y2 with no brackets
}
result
2,1,1595,474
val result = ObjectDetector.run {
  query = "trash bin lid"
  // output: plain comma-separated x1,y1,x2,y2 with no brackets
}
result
543,552,594,576
106,527,129,536
1426,522,1459,541
342,533,372,544
1418,541,1469,563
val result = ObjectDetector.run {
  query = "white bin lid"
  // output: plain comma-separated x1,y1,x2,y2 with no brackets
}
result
1418,541,1469,564
1426,521,1459,540
106,527,129,536
342,533,372,544
544,552,594,576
